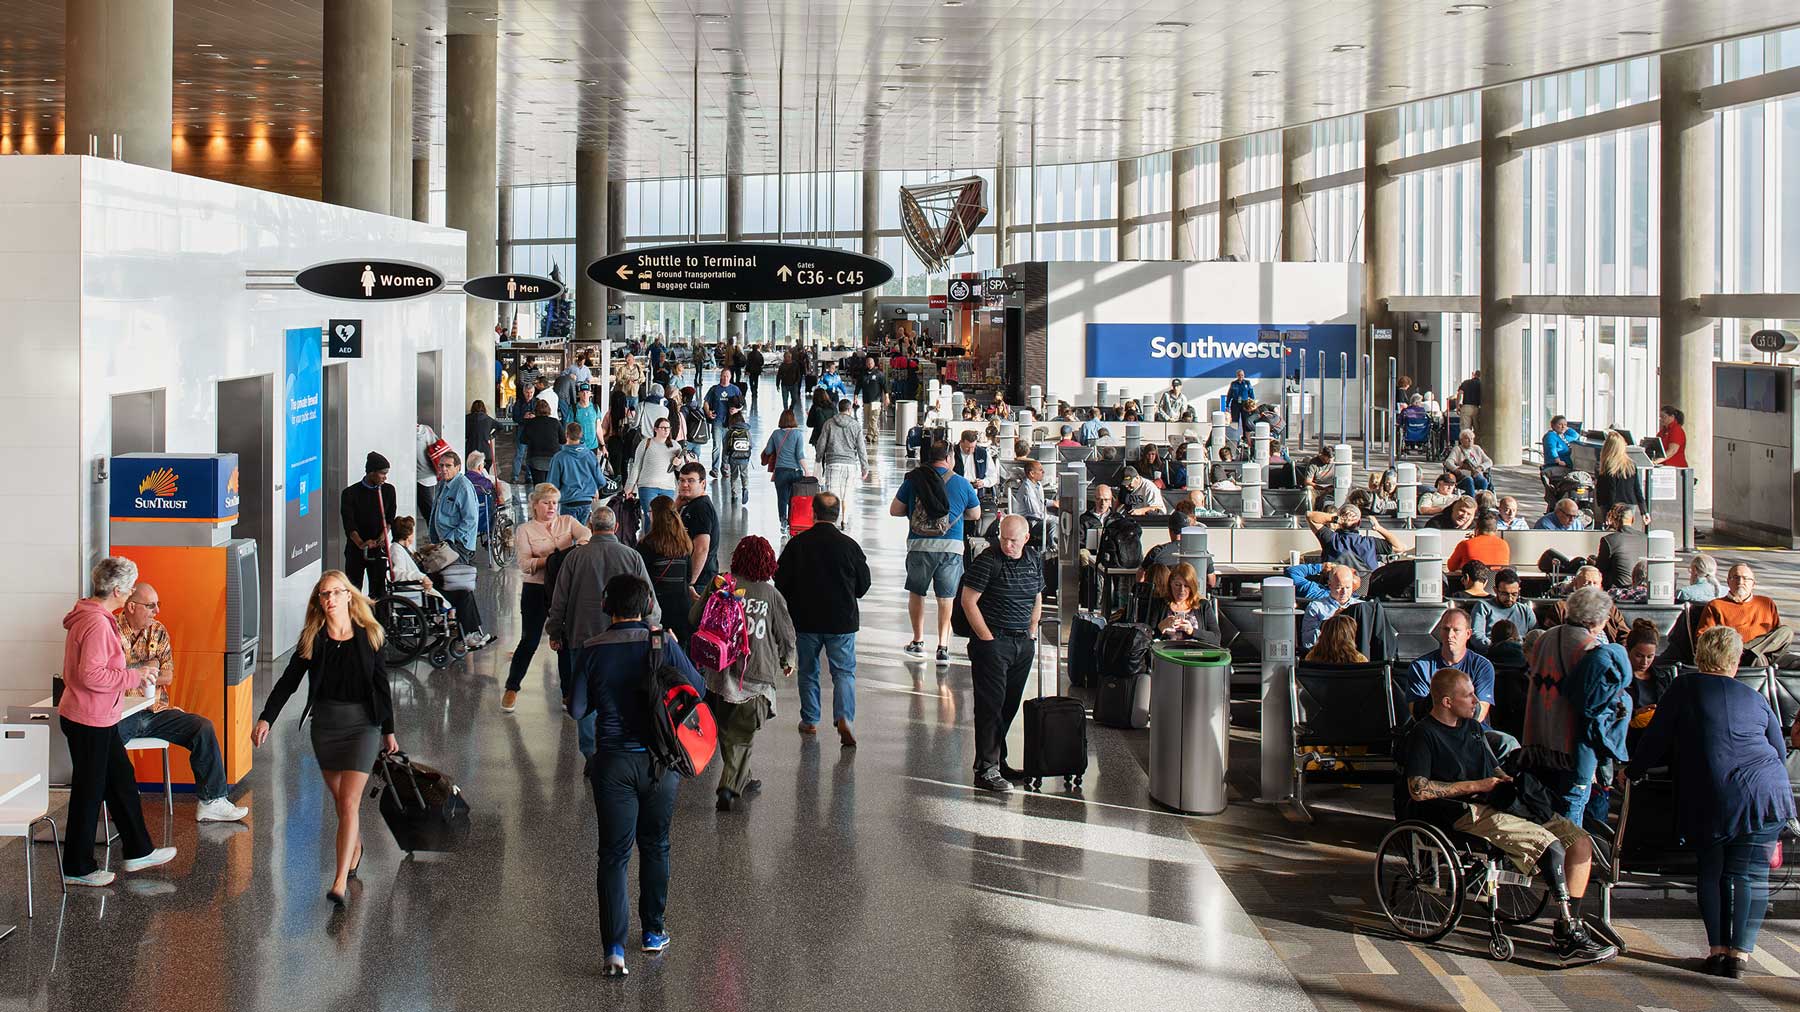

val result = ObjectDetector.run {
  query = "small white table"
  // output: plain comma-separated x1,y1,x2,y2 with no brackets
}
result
0,771,41,942
32,695,155,721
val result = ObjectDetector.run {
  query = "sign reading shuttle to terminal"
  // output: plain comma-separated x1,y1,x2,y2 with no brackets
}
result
588,242,893,303
294,259,445,302
1084,322,1358,380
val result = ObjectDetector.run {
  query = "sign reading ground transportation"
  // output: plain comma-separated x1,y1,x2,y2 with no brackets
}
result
463,272,564,303
1085,322,1358,380
295,259,445,302
587,242,893,303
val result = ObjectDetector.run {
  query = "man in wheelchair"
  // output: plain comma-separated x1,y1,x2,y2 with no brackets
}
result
1405,667,1618,966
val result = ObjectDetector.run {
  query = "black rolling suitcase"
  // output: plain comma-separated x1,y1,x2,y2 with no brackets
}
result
372,752,472,854
1068,611,1107,687
1021,617,1088,793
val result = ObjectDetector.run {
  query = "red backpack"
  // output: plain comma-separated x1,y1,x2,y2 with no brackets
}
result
643,630,717,778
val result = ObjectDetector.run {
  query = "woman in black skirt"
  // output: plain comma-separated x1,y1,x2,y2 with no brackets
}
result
252,570,398,907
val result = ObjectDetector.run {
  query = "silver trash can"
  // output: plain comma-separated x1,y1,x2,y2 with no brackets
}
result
1148,644,1233,814
895,401,919,447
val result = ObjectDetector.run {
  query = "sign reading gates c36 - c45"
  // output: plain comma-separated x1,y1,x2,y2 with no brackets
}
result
109,453,241,523
1084,322,1358,380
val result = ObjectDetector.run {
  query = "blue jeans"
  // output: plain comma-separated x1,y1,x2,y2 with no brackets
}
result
116,707,230,802
1542,746,1610,828
773,466,803,525
637,487,673,534
587,751,678,951
1458,472,1493,494
1697,823,1784,952
710,424,728,476
796,631,857,726
561,501,593,526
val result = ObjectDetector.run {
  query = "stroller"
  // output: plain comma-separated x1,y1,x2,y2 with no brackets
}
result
1541,469,1596,515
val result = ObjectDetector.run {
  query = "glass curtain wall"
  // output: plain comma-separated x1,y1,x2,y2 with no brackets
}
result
1716,29,1800,362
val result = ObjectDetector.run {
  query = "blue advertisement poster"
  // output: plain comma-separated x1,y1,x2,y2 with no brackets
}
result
284,326,323,575
1084,322,1358,380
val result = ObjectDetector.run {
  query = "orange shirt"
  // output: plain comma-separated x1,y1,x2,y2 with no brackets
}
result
1445,534,1511,573
1695,595,1782,640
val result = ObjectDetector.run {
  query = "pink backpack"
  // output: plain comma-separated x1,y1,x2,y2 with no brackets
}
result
688,575,750,673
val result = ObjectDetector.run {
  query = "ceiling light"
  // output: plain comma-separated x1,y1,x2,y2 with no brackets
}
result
1054,77,1081,84
576,79,599,86
721,71,748,78
249,65,266,71
713,47,740,54
1094,55,1124,63
541,58,568,65
1451,2,1488,8
177,79,191,85
288,74,301,79
1191,90,1216,97
1330,44,1365,53
1249,70,1277,78
506,31,524,37
1618,29,1655,37
1386,84,1411,91
942,0,964,6
896,62,920,70
1153,21,1190,32
913,36,943,44
882,85,904,91
195,43,213,48
42,78,55,82
694,12,731,23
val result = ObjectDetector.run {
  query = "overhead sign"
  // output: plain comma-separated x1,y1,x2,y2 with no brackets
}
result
463,272,563,303
284,326,323,575
295,259,445,302
327,319,362,359
1749,329,1799,354
1085,323,1359,380
928,294,948,309
586,242,893,303
946,278,977,303
728,302,750,313
983,276,1017,298
109,453,240,523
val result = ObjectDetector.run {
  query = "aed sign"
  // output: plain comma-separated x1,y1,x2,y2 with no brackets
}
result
1084,323,1358,380
463,273,563,303
110,453,241,523
295,259,446,302
327,319,362,359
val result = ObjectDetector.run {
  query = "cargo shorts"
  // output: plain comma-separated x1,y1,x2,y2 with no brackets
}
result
1454,806,1587,875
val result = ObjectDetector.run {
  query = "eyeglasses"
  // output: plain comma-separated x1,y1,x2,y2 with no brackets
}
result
133,600,161,612
318,588,351,600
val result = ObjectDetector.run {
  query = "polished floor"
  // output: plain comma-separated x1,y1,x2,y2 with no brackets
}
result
0,381,1312,1012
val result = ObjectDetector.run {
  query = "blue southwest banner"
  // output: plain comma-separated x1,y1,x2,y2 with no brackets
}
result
110,453,240,522
1084,322,1358,380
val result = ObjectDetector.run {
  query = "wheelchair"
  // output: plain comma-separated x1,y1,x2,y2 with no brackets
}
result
373,579,467,669
1373,818,1552,961
1396,411,1443,459
476,479,517,570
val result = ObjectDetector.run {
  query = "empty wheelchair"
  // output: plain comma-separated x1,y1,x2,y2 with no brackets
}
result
1373,819,1551,961
373,579,467,669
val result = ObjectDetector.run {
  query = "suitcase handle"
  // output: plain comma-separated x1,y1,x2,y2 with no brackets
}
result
1036,616,1060,699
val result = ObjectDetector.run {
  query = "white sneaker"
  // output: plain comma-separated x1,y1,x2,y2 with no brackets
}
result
64,868,116,887
121,847,177,873
464,632,490,650
196,797,249,823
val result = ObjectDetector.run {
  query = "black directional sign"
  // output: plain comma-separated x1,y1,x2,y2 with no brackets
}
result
295,259,445,302
587,242,893,303
327,319,363,359
728,302,751,313
1749,329,1799,354
463,272,563,303
946,278,979,303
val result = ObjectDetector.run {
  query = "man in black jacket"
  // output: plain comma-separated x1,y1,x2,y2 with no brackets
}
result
340,452,397,597
744,346,765,406
774,493,872,747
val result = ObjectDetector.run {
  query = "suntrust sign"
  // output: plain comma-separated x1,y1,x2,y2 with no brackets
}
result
1085,322,1357,380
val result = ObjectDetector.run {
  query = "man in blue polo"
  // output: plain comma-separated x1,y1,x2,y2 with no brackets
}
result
890,439,982,665
703,369,743,478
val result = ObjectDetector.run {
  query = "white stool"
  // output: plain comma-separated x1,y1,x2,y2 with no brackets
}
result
124,738,174,815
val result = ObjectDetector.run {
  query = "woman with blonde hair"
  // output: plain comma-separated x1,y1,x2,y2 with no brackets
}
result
1594,430,1648,521
1305,613,1368,664
503,483,591,713
252,570,397,907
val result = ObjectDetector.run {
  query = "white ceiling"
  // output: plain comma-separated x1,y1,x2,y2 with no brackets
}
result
1,0,1797,182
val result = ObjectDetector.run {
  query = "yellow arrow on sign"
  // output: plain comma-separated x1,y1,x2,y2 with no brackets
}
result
615,264,634,280
776,265,793,282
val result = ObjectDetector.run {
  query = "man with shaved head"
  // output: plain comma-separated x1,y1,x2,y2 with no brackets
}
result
961,515,1045,792
117,583,248,823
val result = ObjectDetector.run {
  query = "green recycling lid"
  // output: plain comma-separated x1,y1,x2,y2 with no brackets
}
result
1149,645,1233,666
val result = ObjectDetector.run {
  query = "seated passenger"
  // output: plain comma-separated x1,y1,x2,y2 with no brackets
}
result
1118,466,1167,516
1366,469,1399,513
1446,510,1511,572
1485,619,1529,672
1008,458,1049,526
1609,561,1650,604
1695,563,1797,668
1534,498,1593,531
1453,561,1494,601
119,584,249,823
1080,483,1118,537
1057,425,1081,449
1471,568,1536,651
1295,447,1335,496
1425,495,1478,532
388,516,455,619
1141,503,1197,574
1209,444,1240,486
1675,554,1724,605
1399,395,1430,429
1595,504,1644,591
1416,473,1459,516
1400,608,1496,724
1152,563,1210,642
1541,414,1575,479
1623,619,1669,727
1405,667,1617,966
1299,565,1360,651
1303,504,1401,573
1495,495,1531,530
1305,613,1367,664
1445,430,1494,494
1626,626,1796,977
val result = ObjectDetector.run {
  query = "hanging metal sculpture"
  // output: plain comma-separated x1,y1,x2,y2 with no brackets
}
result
898,177,989,273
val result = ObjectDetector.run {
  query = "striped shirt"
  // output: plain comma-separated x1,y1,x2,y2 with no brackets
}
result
964,547,1044,634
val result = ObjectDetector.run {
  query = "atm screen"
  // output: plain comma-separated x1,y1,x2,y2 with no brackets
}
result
1745,367,1783,413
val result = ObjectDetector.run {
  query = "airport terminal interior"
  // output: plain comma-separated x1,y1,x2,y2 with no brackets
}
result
4,1,1800,1009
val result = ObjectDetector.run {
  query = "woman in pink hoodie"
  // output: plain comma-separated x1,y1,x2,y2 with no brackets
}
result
59,557,177,886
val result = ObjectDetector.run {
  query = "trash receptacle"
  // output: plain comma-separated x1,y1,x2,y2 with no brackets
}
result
896,401,919,446
1149,644,1233,814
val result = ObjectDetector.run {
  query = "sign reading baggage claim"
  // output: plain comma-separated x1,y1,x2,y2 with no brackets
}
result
587,242,893,303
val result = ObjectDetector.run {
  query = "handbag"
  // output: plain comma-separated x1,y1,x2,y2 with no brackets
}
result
415,542,460,574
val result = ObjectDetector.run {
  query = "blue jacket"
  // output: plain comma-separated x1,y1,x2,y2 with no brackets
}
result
1627,672,1796,848
1542,429,1573,468
1575,642,1632,764
568,622,704,754
1227,378,1255,407
433,473,480,551
546,443,605,504
1533,512,1592,531
1284,563,1332,603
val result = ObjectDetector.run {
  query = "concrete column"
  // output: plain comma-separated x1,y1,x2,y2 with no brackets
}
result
1478,86,1528,466
1217,136,1252,261
1172,146,1199,260
576,146,609,350
1659,48,1716,510
322,0,392,214
607,179,627,254
64,0,172,169
861,166,880,340
1116,157,1141,260
725,173,748,341
496,179,512,273
447,32,497,409
1364,108,1403,406
389,40,412,219
1281,126,1315,262
411,156,430,224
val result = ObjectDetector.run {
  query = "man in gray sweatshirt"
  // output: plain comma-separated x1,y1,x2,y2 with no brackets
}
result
546,507,661,756
817,397,870,529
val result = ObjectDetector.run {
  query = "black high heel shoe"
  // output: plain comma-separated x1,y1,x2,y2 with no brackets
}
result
348,847,363,881
327,889,348,907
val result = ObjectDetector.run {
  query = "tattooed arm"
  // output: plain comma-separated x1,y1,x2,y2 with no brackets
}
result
1408,773,1509,802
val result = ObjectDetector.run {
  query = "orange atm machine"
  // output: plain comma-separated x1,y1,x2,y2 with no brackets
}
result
109,453,260,790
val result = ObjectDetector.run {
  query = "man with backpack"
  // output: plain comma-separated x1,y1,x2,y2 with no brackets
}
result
567,574,708,978
960,515,1044,792
721,401,753,509
890,440,983,664
774,494,871,747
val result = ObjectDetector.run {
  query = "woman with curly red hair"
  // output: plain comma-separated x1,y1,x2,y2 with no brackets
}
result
692,535,796,811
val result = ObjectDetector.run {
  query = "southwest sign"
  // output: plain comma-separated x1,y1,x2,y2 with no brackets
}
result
109,453,241,523
1085,323,1358,380
587,242,893,303
295,259,446,302
464,272,564,303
